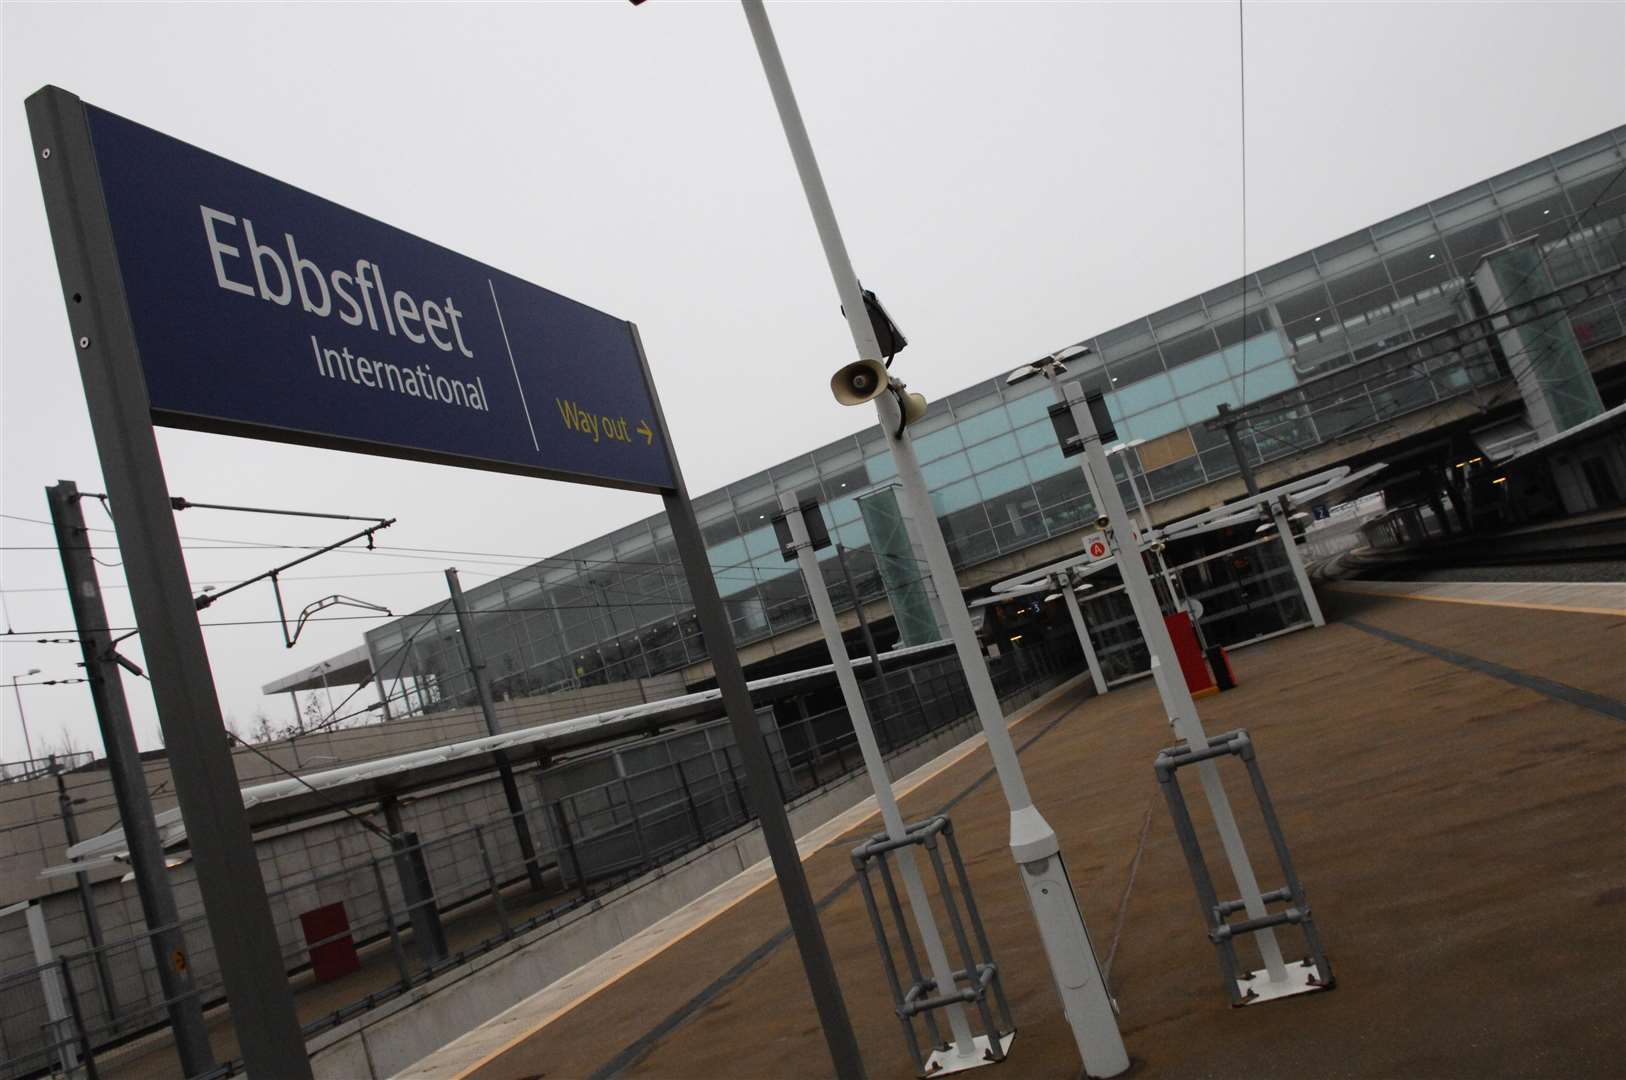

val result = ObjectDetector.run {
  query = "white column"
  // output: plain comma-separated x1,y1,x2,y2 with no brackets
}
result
780,494,982,1063
1266,499,1325,628
1059,575,1108,696
1065,381,1290,986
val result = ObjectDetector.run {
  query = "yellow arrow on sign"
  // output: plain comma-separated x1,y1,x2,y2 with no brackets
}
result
636,420,654,446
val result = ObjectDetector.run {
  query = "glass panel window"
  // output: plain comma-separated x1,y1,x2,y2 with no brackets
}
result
1168,351,1229,395
1015,420,1055,454
1213,308,1271,349
912,425,964,463
1224,330,1287,377
1276,283,1337,342
1325,258,1398,314
1105,348,1165,387
921,452,971,489
1238,361,1298,403
955,403,1013,446
1384,241,1452,299
1443,217,1508,277
820,462,868,497
865,451,898,484
931,477,982,516
1005,386,1055,426
968,432,1021,471
1113,372,1175,416
1179,381,1240,425
1025,445,1074,481
975,459,1032,500
1160,327,1221,370
1121,400,1183,441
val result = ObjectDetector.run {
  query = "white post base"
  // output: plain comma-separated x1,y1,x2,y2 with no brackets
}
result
1236,959,1329,1005
923,1032,1015,1076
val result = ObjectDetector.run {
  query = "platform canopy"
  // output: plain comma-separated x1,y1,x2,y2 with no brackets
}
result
260,644,375,695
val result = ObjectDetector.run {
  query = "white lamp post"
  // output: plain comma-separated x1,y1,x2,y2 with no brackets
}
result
740,4,1130,1074
11,668,41,763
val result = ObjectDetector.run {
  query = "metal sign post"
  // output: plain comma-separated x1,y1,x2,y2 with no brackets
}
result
738,6,1129,1074
28,83,861,1078
27,86,312,1077
1057,576,1108,697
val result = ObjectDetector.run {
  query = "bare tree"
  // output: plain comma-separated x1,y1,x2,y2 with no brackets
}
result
250,709,275,745
41,727,87,762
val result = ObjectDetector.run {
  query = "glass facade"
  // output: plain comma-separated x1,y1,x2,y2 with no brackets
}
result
368,127,1626,715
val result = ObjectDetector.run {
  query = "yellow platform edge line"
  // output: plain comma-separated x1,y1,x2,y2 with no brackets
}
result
1326,582,1626,618
437,673,1091,1080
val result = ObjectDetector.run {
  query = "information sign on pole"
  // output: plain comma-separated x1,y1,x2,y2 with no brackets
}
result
28,85,858,1078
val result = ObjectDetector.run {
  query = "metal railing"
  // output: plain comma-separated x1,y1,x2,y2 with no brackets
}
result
1,644,1072,1080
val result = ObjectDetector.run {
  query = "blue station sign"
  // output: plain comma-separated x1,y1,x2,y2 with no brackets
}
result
79,103,675,492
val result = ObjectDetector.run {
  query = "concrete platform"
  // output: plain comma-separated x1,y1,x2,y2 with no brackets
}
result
399,587,1626,1080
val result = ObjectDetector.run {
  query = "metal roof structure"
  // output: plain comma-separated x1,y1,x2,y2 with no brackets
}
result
55,640,955,875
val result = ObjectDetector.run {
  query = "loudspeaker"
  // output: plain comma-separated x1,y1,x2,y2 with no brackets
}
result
898,390,928,427
830,358,890,406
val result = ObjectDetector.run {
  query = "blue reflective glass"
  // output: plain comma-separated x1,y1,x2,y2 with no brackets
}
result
968,433,1021,471
1025,446,1074,480
955,404,1013,446
1005,389,1054,426
835,520,867,547
708,537,747,569
1113,374,1175,416
1168,352,1229,395
976,460,1032,500
1105,393,1126,420
865,452,897,483
1122,400,1184,440
1179,381,1241,426
921,452,972,488
1225,331,1288,377
1238,360,1298,402
913,426,964,463
742,525,778,558
1015,420,1054,454
931,477,981,514
827,494,862,525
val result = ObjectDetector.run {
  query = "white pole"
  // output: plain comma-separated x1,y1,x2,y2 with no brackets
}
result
1064,381,1290,986
740,5,1128,1073
1266,499,1325,628
780,495,984,1064
1059,576,1108,696
1115,442,1180,603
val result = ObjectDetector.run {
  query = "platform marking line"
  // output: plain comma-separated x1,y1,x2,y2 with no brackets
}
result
1328,581,1626,617
1346,618,1626,722
415,676,1089,1080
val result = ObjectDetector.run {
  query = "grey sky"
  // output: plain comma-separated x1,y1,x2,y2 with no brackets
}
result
3,1,1623,757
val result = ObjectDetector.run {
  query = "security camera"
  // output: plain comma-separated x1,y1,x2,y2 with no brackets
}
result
1095,514,1111,530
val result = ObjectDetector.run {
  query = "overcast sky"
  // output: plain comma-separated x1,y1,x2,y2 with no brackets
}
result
3,1,1622,760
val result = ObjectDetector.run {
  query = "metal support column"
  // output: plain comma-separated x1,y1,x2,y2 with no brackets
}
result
444,567,545,892
27,87,310,1078
1066,381,1292,990
835,541,883,675
47,484,212,1074
781,494,998,1071
380,797,447,967
1264,500,1325,628
1057,575,1107,697
631,325,863,1079
1216,403,1259,496
51,760,120,1032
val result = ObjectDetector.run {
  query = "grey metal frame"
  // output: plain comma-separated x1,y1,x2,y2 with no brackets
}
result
850,816,1013,1076
1152,729,1333,1005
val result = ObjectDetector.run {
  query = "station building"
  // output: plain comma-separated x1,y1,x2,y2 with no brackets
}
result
330,126,1626,719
